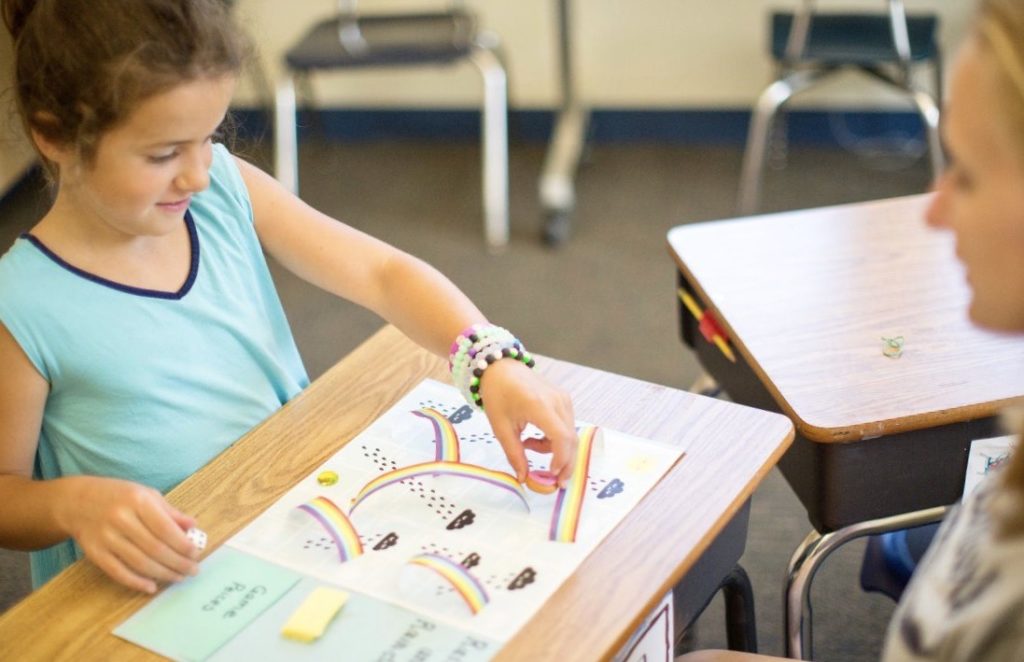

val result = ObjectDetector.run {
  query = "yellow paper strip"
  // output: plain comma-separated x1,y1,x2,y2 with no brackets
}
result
280,586,349,643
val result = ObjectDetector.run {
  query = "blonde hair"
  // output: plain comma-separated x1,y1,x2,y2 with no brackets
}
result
974,0,1024,159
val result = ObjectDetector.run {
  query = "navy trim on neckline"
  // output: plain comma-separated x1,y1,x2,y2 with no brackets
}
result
21,211,201,300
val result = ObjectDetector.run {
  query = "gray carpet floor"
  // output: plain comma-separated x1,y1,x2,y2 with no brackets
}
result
0,132,932,660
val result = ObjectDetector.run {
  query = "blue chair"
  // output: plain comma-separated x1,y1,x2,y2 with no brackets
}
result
859,522,940,601
274,1,510,249
738,0,944,215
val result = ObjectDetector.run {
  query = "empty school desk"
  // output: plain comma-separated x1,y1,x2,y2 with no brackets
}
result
0,325,792,660
667,194,1024,660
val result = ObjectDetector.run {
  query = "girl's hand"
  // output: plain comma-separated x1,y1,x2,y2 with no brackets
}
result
478,359,578,487
57,476,200,594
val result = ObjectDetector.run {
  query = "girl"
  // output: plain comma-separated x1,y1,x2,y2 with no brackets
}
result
0,0,577,595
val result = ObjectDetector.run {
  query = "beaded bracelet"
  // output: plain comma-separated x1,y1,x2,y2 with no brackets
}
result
450,331,513,393
450,324,522,408
449,323,535,410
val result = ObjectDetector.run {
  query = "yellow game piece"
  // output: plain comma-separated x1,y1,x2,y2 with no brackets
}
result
316,470,339,486
281,586,349,643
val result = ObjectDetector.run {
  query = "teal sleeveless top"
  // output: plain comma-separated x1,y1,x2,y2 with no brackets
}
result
0,144,309,587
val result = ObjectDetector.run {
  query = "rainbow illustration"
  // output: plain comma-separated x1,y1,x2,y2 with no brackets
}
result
548,425,599,543
407,553,490,615
349,461,529,513
412,408,460,462
297,496,364,562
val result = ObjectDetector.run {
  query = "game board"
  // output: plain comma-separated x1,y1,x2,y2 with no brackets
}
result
116,378,685,658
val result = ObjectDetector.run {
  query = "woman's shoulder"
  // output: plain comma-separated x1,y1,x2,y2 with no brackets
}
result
883,478,1024,660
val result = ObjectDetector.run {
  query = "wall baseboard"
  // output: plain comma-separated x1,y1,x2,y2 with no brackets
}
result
232,107,930,148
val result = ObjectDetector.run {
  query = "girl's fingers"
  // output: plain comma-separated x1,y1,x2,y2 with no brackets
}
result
120,500,199,577
166,504,197,536
92,550,159,594
162,503,203,561
85,534,164,594
525,405,577,486
522,436,553,454
489,415,529,482
145,502,199,558
109,531,189,585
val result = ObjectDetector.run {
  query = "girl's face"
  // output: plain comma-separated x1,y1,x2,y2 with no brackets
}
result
927,38,1024,332
55,76,236,239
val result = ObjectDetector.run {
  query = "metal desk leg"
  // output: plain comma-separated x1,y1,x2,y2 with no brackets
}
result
722,564,758,652
539,0,590,245
784,505,950,660
674,501,753,654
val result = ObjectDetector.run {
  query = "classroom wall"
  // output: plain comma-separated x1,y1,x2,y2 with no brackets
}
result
230,0,973,111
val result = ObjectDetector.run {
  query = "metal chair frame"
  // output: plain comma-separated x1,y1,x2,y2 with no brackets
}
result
737,0,944,216
274,0,510,250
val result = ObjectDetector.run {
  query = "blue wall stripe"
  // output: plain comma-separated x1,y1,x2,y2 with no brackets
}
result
231,108,928,147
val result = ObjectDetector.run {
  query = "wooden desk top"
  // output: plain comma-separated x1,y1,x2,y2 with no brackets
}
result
668,195,1024,443
0,325,792,661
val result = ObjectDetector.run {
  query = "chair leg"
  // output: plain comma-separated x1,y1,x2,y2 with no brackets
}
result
274,74,299,195
538,103,589,234
737,70,823,216
784,505,948,660
721,564,757,652
688,372,722,398
868,69,944,179
861,66,944,179
294,72,325,137
470,46,510,251
909,88,944,179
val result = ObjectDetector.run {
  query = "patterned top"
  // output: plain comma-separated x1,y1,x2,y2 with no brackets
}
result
883,466,1024,661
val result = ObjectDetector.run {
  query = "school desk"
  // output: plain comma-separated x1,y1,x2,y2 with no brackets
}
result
0,324,792,660
667,194,1024,660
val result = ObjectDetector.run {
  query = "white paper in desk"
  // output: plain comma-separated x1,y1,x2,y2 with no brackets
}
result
964,434,1017,502
227,378,684,643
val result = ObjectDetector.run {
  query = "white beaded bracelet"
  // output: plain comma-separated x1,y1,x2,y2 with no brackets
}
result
449,323,534,410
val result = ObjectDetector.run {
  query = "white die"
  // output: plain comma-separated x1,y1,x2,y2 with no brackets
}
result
186,527,207,551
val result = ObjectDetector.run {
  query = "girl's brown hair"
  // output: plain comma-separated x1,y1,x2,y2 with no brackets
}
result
973,0,1024,536
2,0,248,177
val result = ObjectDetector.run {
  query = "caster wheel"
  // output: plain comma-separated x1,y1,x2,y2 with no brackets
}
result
542,211,571,246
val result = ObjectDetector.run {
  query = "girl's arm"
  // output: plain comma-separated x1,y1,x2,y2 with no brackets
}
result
236,157,578,483
0,324,199,593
